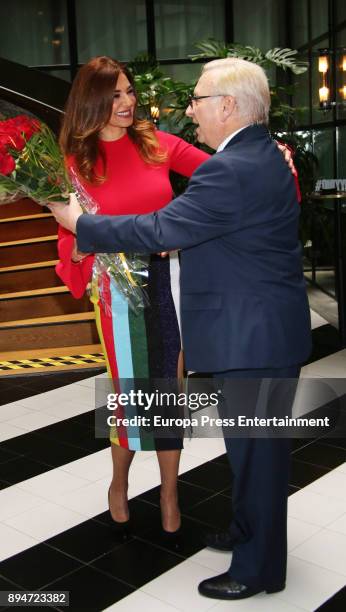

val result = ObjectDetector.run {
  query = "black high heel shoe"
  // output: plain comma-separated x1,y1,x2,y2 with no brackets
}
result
161,525,182,550
160,499,182,549
108,487,130,535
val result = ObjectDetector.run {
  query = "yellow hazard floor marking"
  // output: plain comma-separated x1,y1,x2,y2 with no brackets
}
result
0,353,105,372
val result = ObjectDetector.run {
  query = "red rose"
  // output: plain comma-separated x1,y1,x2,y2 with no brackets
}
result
0,134,10,148
1,115,41,143
12,130,26,150
0,129,25,151
9,115,41,140
0,149,15,175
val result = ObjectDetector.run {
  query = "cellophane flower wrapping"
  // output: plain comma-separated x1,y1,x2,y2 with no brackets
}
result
0,114,150,314
70,168,150,315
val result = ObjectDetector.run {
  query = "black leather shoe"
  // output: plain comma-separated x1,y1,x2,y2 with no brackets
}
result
198,573,285,600
203,530,235,551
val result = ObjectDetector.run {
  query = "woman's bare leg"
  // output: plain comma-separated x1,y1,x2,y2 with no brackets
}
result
109,444,135,522
155,350,184,531
177,349,185,385
157,449,181,532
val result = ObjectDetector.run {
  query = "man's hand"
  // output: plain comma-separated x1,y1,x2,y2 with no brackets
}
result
48,192,83,234
276,143,297,176
71,238,91,263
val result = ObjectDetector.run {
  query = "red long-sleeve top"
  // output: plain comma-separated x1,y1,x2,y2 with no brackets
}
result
56,131,210,298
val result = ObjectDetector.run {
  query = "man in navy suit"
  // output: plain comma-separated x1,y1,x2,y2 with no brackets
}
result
50,58,311,600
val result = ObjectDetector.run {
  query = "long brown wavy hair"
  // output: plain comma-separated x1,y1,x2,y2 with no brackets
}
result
59,56,167,184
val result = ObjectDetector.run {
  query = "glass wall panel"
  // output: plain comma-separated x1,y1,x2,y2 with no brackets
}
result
311,39,333,124
337,129,346,303
311,0,329,41
0,0,69,66
311,129,336,296
154,0,224,60
233,0,285,50
336,28,346,121
337,126,346,180
291,0,309,49
162,63,202,83
336,0,346,25
291,60,310,125
313,128,334,178
76,0,147,63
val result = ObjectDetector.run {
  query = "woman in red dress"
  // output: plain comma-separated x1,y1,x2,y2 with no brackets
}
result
56,56,209,534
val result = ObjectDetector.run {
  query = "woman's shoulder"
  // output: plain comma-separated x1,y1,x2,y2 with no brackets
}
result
155,129,184,148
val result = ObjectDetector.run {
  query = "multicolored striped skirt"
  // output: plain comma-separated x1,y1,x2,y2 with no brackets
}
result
90,254,182,451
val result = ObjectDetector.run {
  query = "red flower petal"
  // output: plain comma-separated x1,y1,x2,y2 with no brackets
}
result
0,114,41,144
0,151,15,175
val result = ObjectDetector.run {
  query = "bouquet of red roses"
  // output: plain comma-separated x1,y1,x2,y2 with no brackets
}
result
0,114,71,205
0,113,148,313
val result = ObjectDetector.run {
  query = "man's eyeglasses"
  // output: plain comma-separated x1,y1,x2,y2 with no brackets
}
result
187,94,226,107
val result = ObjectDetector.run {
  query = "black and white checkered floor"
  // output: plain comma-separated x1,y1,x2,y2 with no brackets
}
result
0,309,345,611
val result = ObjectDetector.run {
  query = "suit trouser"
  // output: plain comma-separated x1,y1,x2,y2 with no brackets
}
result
214,365,300,589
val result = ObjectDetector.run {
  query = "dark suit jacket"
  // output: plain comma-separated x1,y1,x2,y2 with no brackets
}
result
77,124,312,372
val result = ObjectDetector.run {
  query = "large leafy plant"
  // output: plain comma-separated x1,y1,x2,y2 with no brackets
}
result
189,39,307,74
127,55,189,122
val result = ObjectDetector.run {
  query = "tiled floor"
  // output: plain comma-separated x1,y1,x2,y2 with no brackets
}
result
0,311,345,611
